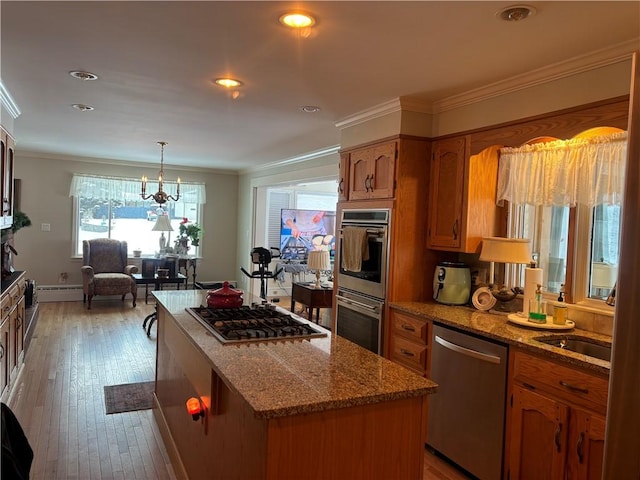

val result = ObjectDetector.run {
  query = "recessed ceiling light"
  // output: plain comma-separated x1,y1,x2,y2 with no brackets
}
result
69,70,98,81
214,78,243,88
72,104,94,111
279,12,315,29
496,5,536,21
300,105,321,113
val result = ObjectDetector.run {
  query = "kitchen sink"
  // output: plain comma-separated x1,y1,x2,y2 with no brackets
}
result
533,335,612,362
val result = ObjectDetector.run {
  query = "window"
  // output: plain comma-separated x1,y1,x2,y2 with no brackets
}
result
512,205,570,294
499,129,626,304
69,174,206,257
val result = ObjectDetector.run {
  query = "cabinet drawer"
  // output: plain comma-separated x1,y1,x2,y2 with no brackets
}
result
512,350,608,414
390,335,427,376
390,310,428,344
2,287,18,318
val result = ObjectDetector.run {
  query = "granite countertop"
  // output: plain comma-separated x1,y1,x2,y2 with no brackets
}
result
154,290,437,420
390,301,612,376
1,270,25,294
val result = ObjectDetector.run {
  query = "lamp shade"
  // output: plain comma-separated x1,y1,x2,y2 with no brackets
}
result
479,237,531,264
591,262,617,289
152,214,174,232
307,250,331,271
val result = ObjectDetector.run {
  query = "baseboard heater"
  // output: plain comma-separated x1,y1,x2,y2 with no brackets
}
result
37,284,170,303
37,285,83,302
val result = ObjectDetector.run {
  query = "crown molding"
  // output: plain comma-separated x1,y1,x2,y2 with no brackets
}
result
0,79,21,119
433,39,639,113
335,39,639,129
243,145,341,174
335,97,433,130
17,148,234,175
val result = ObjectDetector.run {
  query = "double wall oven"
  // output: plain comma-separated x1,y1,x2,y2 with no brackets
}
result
335,209,390,354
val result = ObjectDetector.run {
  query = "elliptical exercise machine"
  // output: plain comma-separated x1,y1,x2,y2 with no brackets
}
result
240,247,283,300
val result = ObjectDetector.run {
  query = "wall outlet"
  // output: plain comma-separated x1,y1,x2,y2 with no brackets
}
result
41,223,51,232
59,272,68,284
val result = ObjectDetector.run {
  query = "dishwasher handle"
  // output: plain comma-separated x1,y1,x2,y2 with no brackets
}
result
434,335,502,364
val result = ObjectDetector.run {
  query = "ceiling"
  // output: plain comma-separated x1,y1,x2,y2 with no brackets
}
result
2,1,639,171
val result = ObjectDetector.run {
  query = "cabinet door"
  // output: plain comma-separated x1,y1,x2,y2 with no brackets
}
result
338,152,349,201
14,296,25,365
368,142,396,199
8,306,17,381
567,409,605,480
509,386,569,480
427,137,466,249
0,318,8,397
1,127,15,228
348,147,372,200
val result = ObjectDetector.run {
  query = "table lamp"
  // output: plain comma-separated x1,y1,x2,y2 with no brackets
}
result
307,250,331,288
152,214,173,253
479,237,532,304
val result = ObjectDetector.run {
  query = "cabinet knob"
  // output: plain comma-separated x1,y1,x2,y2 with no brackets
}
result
559,380,589,395
401,324,416,332
554,422,563,452
576,431,585,464
338,179,344,194
400,348,415,357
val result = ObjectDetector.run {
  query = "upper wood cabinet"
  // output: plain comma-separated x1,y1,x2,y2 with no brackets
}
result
338,152,349,202
348,141,396,200
427,135,500,253
1,126,16,230
427,137,465,249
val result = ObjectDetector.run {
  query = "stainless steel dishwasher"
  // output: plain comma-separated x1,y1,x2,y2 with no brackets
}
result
427,324,508,480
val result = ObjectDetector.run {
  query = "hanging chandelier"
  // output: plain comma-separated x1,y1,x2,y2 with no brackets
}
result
141,141,180,204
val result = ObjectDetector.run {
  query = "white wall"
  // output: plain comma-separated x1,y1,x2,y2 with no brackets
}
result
13,152,239,287
237,154,339,296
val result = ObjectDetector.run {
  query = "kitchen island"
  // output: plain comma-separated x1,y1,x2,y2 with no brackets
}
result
152,290,437,480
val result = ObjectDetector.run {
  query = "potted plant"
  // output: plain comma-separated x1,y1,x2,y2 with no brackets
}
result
2,210,32,278
175,218,201,253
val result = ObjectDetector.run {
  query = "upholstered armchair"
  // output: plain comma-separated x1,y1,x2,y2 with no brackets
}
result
81,239,138,309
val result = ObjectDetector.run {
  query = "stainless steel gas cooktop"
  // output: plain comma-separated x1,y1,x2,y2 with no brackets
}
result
186,304,327,344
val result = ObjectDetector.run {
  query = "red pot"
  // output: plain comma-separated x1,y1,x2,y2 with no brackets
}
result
206,281,244,308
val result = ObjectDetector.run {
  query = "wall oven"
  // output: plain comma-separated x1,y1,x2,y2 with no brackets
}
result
335,288,383,354
335,208,390,354
337,209,390,300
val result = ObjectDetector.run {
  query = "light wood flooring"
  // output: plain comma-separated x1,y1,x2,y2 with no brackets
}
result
7,299,470,480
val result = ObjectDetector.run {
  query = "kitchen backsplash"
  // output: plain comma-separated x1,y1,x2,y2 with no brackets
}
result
564,306,614,336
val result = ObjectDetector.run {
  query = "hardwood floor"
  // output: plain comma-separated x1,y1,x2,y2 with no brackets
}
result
7,300,175,480
6,300,471,480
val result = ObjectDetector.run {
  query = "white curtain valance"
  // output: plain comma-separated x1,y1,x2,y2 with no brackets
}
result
497,131,627,207
69,174,206,205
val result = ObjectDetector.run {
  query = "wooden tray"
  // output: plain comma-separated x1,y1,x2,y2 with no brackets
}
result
507,313,575,330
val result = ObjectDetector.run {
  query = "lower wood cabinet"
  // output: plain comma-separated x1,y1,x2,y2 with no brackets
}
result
507,349,607,480
0,271,26,399
388,309,429,376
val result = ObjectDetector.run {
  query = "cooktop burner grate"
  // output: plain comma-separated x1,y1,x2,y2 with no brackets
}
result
185,305,327,344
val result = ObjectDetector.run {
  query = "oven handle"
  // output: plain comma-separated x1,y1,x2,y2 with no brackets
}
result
336,294,381,314
338,227,385,236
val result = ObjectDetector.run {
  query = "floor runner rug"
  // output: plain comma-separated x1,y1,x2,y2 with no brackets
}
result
104,381,155,414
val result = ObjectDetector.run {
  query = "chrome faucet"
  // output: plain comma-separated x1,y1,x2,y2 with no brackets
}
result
606,282,616,306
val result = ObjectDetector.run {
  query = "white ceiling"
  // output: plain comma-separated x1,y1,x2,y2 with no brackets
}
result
2,1,639,171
